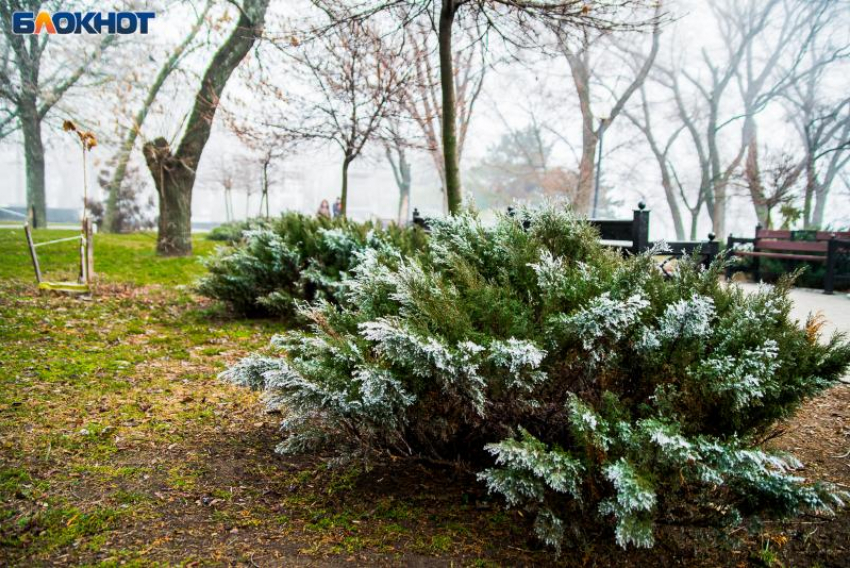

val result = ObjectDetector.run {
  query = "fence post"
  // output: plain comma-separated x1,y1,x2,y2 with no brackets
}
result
753,224,762,283
632,202,650,253
824,236,837,295
705,232,718,268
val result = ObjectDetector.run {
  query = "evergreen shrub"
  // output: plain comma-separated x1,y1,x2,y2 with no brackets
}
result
224,204,850,550
207,218,271,243
197,212,427,316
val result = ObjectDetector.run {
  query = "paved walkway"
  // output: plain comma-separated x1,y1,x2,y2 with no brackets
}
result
738,283,850,382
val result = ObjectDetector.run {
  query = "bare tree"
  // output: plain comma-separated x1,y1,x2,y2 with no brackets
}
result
757,151,803,229
559,2,662,215
718,0,827,227
0,0,119,227
269,21,408,217
103,0,212,233
209,155,256,222
143,0,270,256
781,7,850,229
384,117,413,224
310,0,656,214
648,0,787,241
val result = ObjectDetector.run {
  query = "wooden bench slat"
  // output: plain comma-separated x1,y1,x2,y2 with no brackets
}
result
756,240,828,253
734,251,827,262
756,229,850,241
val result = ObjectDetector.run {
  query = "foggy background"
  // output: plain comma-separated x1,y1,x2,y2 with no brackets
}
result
1,0,848,241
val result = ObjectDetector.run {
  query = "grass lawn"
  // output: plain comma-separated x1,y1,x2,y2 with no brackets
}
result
0,228,217,285
1,230,849,566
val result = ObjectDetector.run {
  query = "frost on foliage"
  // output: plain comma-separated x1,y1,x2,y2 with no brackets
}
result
567,395,610,451
600,459,657,549
219,354,285,392
319,227,361,256
352,366,416,425
219,203,850,555
344,247,401,309
639,419,697,463
427,212,489,266
529,251,567,298
487,338,548,391
656,295,715,341
389,261,439,311
479,428,583,553
691,339,780,409
696,440,849,515
479,428,584,505
636,294,715,352
555,293,649,364
359,319,488,415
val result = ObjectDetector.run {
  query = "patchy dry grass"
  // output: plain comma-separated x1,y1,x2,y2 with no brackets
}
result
0,232,848,566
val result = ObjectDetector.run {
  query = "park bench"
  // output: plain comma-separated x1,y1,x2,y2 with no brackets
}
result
727,227,850,294
412,203,719,267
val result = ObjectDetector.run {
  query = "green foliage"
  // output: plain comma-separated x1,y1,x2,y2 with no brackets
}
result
224,204,850,552
197,212,427,317
206,218,272,244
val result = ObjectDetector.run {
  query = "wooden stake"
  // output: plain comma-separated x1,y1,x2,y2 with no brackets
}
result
85,219,95,282
24,224,42,283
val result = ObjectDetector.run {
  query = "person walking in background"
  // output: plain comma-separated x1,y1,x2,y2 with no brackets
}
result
317,199,331,218
332,197,342,219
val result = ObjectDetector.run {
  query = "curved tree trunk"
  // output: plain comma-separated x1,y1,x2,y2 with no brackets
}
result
143,0,269,256
438,0,462,214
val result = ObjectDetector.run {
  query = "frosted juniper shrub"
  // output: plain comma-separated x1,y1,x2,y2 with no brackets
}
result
197,212,427,317
222,204,850,551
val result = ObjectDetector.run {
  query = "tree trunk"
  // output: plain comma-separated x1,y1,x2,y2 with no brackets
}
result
399,190,410,226
689,210,700,241
104,134,133,232
386,143,412,224
438,0,462,214
262,159,270,218
397,156,411,224
743,121,768,225
577,130,598,215
659,169,686,240
143,138,193,256
20,97,46,228
143,0,269,256
812,182,828,229
565,49,597,215
340,157,351,217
